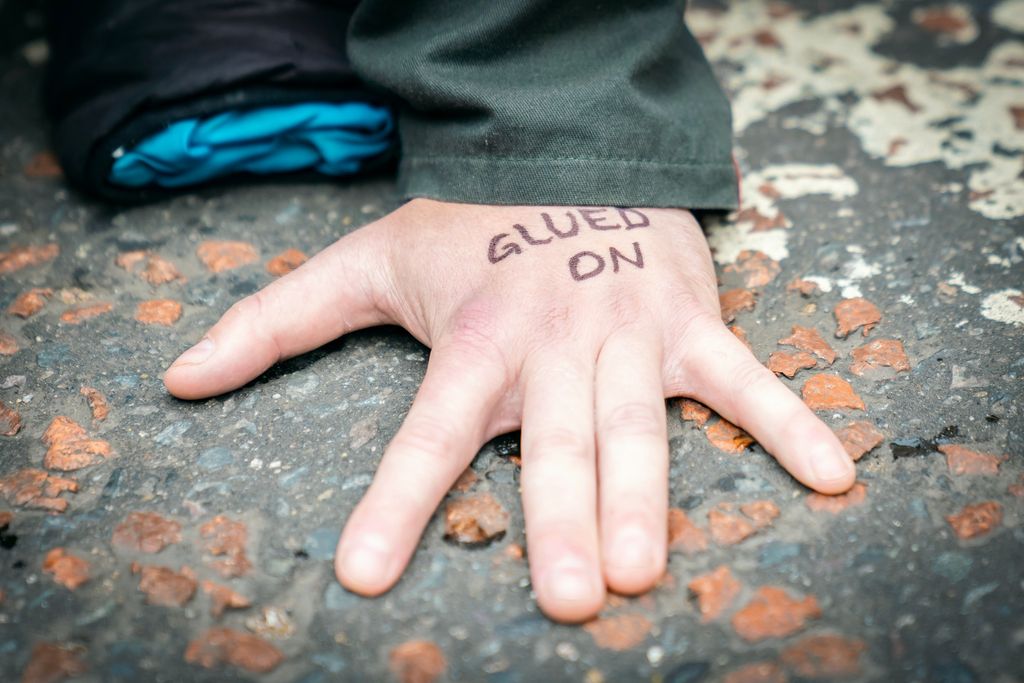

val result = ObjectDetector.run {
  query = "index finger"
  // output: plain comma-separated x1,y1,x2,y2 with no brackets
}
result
680,322,857,494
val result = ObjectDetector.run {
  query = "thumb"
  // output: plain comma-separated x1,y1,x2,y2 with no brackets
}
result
164,226,394,400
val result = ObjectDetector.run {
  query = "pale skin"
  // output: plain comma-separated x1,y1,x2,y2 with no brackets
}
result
164,199,856,623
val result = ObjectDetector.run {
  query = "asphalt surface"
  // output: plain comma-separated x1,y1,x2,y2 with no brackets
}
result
1,1,1022,681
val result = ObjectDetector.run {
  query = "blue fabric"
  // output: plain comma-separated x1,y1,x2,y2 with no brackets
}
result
109,102,394,187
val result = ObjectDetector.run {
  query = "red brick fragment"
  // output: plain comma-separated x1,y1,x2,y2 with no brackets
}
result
741,500,780,529
42,548,90,590
79,386,109,421
753,29,782,48
766,3,796,19
444,493,509,544
0,468,77,512
132,562,197,606
197,240,258,273
706,418,755,453
143,255,185,284
451,468,478,493
720,288,756,323
0,331,19,355
806,482,868,513
1012,106,1024,131
9,288,53,318
1,399,22,436
185,627,283,673
116,251,186,285
201,580,251,618
872,84,920,112
584,613,653,650
768,351,817,378
946,501,1002,540
833,298,881,338
114,251,147,271
778,325,836,364
57,289,95,305
722,661,788,683
731,586,821,642
913,6,971,34
734,206,789,231
21,642,87,683
787,279,820,297
0,243,59,274
939,444,1003,476
689,565,742,622
200,515,252,577
266,248,308,276
504,543,524,560
850,338,910,375
725,250,781,288
680,399,712,427
888,137,908,156
835,421,884,461
41,416,112,471
135,299,182,326
1008,475,1024,498
389,640,447,683
668,508,708,554
801,374,865,412
780,633,865,678
59,302,113,324
709,508,756,546
112,511,182,553
23,151,63,178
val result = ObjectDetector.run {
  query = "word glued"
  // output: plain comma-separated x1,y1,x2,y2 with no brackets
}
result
487,208,650,264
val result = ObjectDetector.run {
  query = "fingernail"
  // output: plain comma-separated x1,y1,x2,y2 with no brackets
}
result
339,537,392,586
811,446,853,482
545,565,598,603
172,337,215,367
611,526,655,570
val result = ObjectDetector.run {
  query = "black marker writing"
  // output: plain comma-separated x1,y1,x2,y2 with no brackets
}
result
569,242,645,282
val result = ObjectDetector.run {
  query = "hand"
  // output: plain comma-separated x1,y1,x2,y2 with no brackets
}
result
163,199,856,623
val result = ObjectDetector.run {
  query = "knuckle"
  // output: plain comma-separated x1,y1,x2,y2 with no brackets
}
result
222,290,284,361
336,233,396,319
447,300,503,359
601,401,664,439
533,303,575,342
727,360,776,409
666,310,722,372
526,428,592,464
390,414,460,461
529,521,593,554
670,308,719,347
606,290,644,329
225,290,267,323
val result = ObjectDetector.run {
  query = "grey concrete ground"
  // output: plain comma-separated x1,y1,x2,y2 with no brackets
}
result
1,1,1022,682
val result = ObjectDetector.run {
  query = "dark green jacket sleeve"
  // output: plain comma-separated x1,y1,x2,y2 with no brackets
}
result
347,0,737,209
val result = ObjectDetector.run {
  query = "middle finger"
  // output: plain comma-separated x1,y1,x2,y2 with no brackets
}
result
595,329,669,595
520,351,605,623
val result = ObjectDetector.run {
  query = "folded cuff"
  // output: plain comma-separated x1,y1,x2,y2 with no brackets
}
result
398,155,739,210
